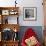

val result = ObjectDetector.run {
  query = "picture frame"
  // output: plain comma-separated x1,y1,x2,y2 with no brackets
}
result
2,10,9,15
8,16,18,24
23,7,37,21
2,16,18,24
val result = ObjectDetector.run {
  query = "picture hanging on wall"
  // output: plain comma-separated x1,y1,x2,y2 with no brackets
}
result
23,7,37,21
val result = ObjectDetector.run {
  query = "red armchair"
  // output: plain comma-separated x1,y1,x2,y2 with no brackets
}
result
21,28,41,46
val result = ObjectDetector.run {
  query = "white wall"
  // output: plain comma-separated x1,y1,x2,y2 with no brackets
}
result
18,0,44,26
0,0,44,26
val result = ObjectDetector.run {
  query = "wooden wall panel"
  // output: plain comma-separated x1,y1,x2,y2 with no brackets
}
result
43,0,46,46
43,0,46,26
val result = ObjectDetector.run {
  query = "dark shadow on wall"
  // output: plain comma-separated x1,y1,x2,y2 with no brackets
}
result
18,26,44,45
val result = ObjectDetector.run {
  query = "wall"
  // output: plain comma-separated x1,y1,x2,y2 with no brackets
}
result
18,0,44,26
0,0,44,26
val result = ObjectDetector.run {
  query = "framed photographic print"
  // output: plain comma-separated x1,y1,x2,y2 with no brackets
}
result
23,7,37,21
2,10,9,15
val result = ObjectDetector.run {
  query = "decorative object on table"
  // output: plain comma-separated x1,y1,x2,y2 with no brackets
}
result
9,10,18,15
23,7,37,21
21,28,41,46
15,0,17,7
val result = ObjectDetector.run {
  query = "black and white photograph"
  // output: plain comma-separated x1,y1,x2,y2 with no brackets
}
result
23,7,37,21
